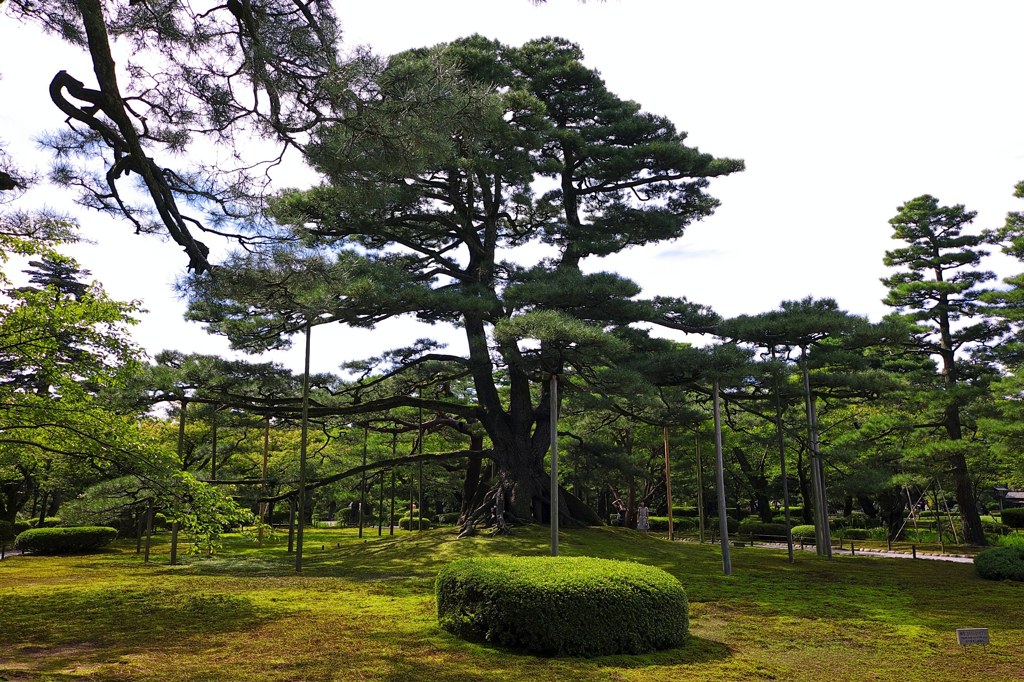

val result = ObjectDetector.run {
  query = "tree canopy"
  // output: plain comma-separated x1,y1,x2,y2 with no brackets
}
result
186,35,743,524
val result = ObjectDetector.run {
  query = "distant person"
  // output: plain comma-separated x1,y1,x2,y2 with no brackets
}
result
612,498,626,526
637,501,650,533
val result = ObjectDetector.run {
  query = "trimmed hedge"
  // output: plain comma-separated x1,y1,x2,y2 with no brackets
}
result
790,524,817,541
738,521,790,540
1001,508,1024,529
436,556,688,657
707,516,738,535
647,516,696,533
14,526,117,554
434,512,461,526
982,519,1011,536
398,515,433,531
830,512,879,530
838,528,871,540
975,545,1024,582
673,517,698,532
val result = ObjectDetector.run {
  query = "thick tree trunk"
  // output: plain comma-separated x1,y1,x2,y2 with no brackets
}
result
878,488,908,541
857,493,879,519
37,491,49,526
458,435,487,523
951,449,986,545
732,446,772,522
463,315,601,530
944,405,986,545
459,444,602,535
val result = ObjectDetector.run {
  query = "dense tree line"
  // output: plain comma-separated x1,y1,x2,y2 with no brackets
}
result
2,2,1022,552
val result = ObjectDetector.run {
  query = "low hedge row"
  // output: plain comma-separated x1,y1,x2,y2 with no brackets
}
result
646,516,696,532
434,512,461,526
837,528,871,540
983,519,1012,536
14,526,118,554
1001,508,1024,529
436,556,688,657
398,516,433,531
974,545,1024,582
707,516,738,535
737,521,790,539
670,507,699,518
788,524,871,541
829,513,882,530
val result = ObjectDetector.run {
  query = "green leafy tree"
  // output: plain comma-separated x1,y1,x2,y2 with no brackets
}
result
6,0,344,271
0,226,250,545
881,194,1003,545
187,36,742,525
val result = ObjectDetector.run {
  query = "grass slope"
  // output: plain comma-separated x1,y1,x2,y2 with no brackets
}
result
0,525,1020,681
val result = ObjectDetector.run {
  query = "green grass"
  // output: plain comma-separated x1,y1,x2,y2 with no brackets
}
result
1,525,1021,681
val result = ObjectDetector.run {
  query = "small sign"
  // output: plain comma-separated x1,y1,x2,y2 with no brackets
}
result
956,628,989,647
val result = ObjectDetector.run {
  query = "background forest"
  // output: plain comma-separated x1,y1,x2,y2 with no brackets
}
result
2,1,1024,555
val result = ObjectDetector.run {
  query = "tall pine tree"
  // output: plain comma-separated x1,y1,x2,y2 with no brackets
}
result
882,194,1001,545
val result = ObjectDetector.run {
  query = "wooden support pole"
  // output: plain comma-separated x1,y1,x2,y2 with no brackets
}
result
713,380,732,575
664,426,673,541
295,321,311,572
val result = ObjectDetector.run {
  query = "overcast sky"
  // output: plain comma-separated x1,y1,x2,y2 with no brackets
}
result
3,1,1024,374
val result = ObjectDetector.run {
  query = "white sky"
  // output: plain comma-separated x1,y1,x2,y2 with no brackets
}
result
3,0,1024,375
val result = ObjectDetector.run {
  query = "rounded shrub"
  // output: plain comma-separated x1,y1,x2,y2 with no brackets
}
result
1000,508,1024,529
829,516,851,531
398,515,433,531
13,519,32,535
14,526,117,554
975,545,1024,582
30,516,62,528
790,524,817,541
436,556,688,657
0,520,15,544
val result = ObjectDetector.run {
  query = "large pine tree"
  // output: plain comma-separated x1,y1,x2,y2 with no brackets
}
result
187,36,742,525
882,194,1001,545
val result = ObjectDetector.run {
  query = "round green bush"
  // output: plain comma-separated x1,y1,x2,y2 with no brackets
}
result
999,508,1024,529
30,516,62,528
433,512,461,526
0,520,15,543
436,556,688,657
790,524,817,541
398,515,433,531
14,526,117,554
974,545,1024,582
